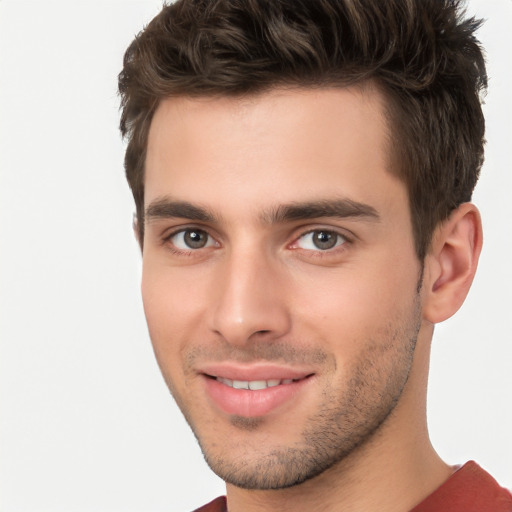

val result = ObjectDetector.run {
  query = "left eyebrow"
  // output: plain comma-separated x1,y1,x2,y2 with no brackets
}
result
261,199,380,224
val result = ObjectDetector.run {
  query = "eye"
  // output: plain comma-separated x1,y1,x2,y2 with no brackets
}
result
168,228,216,250
295,230,347,251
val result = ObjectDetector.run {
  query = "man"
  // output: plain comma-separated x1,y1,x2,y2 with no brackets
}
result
118,0,512,510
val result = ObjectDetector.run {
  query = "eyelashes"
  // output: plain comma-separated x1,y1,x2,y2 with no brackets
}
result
167,228,218,250
162,226,352,259
292,230,347,251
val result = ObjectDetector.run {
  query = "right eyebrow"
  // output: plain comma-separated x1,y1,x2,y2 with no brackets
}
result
145,198,216,223
261,199,380,224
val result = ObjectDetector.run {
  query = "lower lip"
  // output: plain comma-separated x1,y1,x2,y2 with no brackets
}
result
203,376,311,418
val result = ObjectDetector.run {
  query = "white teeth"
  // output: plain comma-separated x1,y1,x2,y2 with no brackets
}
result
248,380,267,390
217,377,233,387
216,377,296,389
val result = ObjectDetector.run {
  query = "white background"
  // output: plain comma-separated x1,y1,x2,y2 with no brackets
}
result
0,1,510,511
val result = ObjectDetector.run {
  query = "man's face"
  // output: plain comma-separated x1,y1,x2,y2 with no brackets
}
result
142,87,425,489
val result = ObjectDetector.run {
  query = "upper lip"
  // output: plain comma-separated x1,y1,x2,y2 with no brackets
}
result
199,362,314,381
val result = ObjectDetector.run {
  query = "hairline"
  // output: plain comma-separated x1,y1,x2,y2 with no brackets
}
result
139,80,419,251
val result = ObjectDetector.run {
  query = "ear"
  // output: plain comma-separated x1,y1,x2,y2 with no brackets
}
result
422,203,483,324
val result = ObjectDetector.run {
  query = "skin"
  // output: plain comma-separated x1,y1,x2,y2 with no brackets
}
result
141,87,482,512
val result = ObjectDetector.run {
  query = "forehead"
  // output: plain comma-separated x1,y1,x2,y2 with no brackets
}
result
144,86,402,218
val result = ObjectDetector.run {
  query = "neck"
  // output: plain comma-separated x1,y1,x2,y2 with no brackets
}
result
225,324,452,512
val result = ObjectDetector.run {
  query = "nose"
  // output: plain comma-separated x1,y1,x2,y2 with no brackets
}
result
208,248,291,346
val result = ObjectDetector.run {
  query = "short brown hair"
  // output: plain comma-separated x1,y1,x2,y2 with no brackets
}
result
118,0,487,259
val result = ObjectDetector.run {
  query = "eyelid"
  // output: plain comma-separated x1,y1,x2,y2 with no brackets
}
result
289,226,353,252
162,225,220,251
161,222,214,240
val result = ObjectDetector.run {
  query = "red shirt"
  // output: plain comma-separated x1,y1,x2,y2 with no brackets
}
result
194,461,512,512
410,461,512,512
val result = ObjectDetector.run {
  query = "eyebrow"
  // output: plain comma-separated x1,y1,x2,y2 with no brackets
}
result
261,199,380,224
145,198,216,223
145,197,380,225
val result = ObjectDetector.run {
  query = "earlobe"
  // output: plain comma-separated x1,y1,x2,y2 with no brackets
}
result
423,203,483,324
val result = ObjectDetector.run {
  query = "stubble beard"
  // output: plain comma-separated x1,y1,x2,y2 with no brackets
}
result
168,291,423,491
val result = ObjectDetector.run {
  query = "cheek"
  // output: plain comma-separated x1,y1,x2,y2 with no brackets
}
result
141,266,208,404
290,258,419,352
141,263,207,368
142,258,210,321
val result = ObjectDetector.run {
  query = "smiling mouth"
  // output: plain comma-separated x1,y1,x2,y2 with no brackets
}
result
205,373,314,391
202,372,314,416
214,376,304,390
